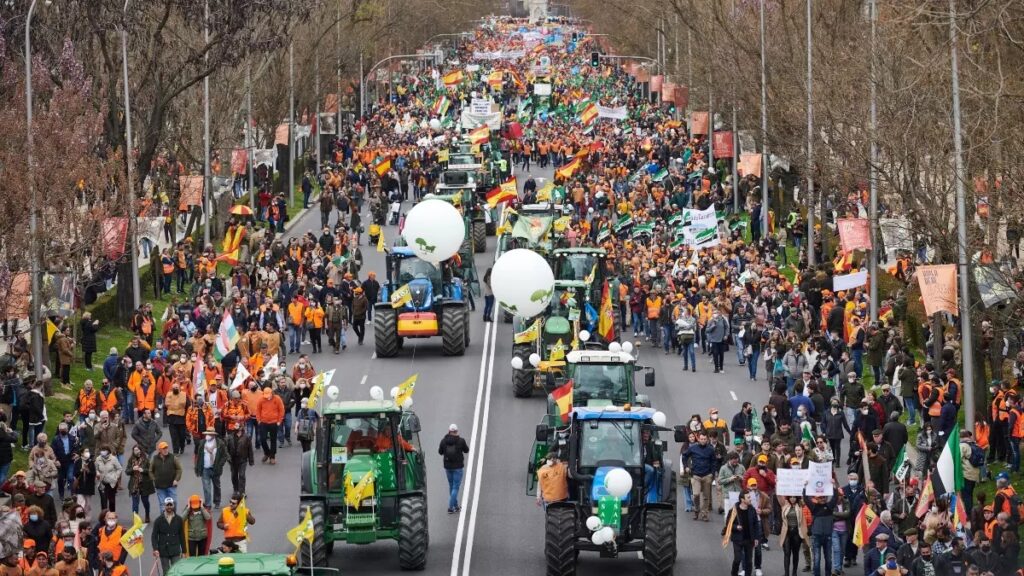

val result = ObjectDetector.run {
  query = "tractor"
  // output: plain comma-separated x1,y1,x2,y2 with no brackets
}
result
166,555,338,576
510,280,591,397
299,400,429,571
374,247,469,357
433,170,489,254
527,407,677,576
539,348,656,424
552,247,607,304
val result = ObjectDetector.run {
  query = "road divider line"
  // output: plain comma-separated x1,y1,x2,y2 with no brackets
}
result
730,390,738,401
461,317,498,576
360,374,368,386
450,317,495,576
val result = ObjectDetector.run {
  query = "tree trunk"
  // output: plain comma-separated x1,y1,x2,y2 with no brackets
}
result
116,260,135,325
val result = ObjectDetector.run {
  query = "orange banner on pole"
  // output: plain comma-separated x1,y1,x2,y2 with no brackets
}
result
837,218,873,252
713,131,735,158
738,153,763,178
689,112,709,135
673,85,689,110
274,124,289,146
650,75,663,93
178,175,204,211
917,264,958,317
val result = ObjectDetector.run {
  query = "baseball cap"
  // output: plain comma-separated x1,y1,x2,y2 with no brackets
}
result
163,497,175,505
756,454,769,464
449,423,458,432
746,478,758,487
158,441,169,450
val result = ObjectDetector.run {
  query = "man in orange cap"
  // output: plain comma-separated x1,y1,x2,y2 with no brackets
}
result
184,494,212,557
150,440,182,508
255,386,285,465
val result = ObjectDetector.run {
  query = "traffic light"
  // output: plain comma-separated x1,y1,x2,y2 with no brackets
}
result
590,52,600,67
571,32,578,42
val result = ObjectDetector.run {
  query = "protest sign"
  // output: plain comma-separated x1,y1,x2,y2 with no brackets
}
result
806,462,834,497
776,468,810,496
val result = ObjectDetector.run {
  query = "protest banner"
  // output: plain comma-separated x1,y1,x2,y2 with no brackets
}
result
689,111,709,135
776,468,811,496
713,131,735,158
833,270,869,291
837,218,873,252
917,264,958,316
806,462,835,497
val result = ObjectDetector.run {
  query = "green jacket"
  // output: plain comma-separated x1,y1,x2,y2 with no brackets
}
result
150,453,183,489
194,438,228,477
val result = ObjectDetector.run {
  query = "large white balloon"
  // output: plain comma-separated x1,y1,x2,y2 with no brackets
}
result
491,249,555,318
402,199,465,264
369,386,384,401
604,468,633,499
429,118,442,131
652,411,667,428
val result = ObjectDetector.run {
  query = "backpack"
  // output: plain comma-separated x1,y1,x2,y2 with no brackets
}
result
968,443,986,468
443,439,462,466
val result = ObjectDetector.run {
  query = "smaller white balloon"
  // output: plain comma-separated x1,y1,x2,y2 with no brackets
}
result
429,118,442,131
402,398,414,409
325,385,340,400
369,386,384,401
621,341,634,354
511,356,524,370
652,411,667,428
591,531,607,546
608,342,622,353
585,516,602,532
529,353,541,367
579,330,591,342
648,269,657,278
604,467,633,498
598,526,615,543
390,386,400,399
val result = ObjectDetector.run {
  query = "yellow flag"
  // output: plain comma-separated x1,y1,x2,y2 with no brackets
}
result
45,319,59,344
438,149,450,163
307,369,335,408
553,216,571,233
550,338,566,362
345,471,375,508
514,319,541,344
583,264,596,285
237,497,251,540
390,283,412,308
536,181,555,201
395,373,418,406
377,230,386,253
286,506,316,549
119,513,147,558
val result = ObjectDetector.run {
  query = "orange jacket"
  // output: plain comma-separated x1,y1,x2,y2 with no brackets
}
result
255,394,285,424
128,370,158,412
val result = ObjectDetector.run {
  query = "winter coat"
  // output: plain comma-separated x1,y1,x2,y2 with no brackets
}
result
149,453,182,489
823,409,848,441
80,319,99,354
151,513,185,557
131,418,163,454
126,453,155,496
95,453,123,488
194,438,228,477
225,431,255,467
438,433,469,470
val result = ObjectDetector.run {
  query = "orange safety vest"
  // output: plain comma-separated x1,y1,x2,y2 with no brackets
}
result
220,507,248,539
996,486,1017,516
646,297,662,320
993,391,1007,421
1012,409,1024,439
100,389,120,413
78,389,99,416
131,379,157,412
984,518,997,541
975,422,991,449
97,525,124,560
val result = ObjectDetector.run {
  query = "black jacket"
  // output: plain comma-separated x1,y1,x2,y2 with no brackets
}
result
151,513,186,557
438,433,469,470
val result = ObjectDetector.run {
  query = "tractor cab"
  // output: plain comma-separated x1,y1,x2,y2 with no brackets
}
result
552,247,607,302
389,250,444,307
300,400,428,569
543,350,655,419
446,153,482,171
527,408,677,573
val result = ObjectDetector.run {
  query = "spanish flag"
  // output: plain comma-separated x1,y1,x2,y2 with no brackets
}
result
375,157,392,177
549,380,573,424
488,70,503,90
468,126,490,145
597,280,615,342
486,178,518,207
851,503,880,548
555,157,582,181
443,70,464,87
579,102,598,126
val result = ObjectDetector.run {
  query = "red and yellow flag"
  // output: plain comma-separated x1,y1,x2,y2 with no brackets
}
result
597,280,615,342
555,157,582,181
443,70,464,87
851,503,880,548
486,178,518,207
579,102,598,126
549,380,573,424
487,70,503,90
375,157,392,177
468,126,490,145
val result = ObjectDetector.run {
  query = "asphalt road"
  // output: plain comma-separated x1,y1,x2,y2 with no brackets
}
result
114,167,785,576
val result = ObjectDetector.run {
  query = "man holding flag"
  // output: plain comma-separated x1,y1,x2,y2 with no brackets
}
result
217,494,255,552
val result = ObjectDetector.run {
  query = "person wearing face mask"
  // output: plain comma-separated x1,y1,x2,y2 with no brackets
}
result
73,448,97,502
535,453,569,510
93,513,127,569
131,409,162,457
704,409,730,445
682,431,720,522
731,403,755,443
909,540,936,576
94,444,123,512
165,381,188,454
705,308,730,373
841,473,865,567
94,411,126,467
967,533,998,573
823,400,849,467
255,386,285,465
849,402,878,467
195,428,227,509
186,394,214,456
151,497,185,572
21,505,51,554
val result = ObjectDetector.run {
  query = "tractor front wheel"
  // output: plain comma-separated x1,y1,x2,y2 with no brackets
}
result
441,306,467,356
512,345,534,398
398,495,428,571
374,308,400,358
544,506,577,576
299,499,328,567
642,507,677,576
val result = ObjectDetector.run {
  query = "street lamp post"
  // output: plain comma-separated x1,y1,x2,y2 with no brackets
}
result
868,0,879,321
288,41,295,206
246,57,254,210
25,0,45,381
121,0,141,310
202,0,211,247
806,0,815,266
759,0,770,236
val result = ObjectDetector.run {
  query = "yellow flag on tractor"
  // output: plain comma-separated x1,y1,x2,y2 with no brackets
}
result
377,230,386,253
390,284,412,308
550,339,566,362
286,506,315,550
345,471,376,508
514,319,541,344
395,374,418,406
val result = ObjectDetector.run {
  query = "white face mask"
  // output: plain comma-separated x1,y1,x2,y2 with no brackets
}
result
106,520,116,528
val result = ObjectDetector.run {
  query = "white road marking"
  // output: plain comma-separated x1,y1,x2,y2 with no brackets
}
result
461,318,498,576
360,374,368,386
450,318,496,576
371,352,377,360
730,390,738,401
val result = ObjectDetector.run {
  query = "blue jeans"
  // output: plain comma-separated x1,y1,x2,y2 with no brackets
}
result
734,333,746,364
445,468,464,511
831,531,846,572
661,326,673,352
57,461,76,498
812,533,831,576
202,467,222,507
156,486,177,507
132,493,151,517
681,342,696,369
681,484,694,511
123,393,136,423
246,417,257,441
279,411,293,442
852,349,864,378
643,464,662,503
0,462,10,486
484,295,495,319
747,349,760,379
631,312,644,335
903,397,918,425
289,326,302,352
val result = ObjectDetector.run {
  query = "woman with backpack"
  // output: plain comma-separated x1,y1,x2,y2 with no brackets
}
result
294,398,319,453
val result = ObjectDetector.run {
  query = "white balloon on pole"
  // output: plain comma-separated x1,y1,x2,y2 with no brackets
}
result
652,411,667,428
585,516,602,531
491,249,555,318
369,386,384,401
401,199,465,264
511,356,524,370
604,467,633,498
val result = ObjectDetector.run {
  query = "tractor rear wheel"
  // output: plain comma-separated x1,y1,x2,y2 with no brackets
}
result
642,507,677,576
464,310,471,347
544,506,577,576
397,495,428,571
299,499,327,567
513,369,533,398
375,308,400,358
472,221,487,253
441,306,467,356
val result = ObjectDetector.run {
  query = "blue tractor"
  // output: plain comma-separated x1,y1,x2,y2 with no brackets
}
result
374,247,470,357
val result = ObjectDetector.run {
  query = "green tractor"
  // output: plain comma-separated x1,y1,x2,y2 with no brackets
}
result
527,407,677,576
538,348,656,424
299,400,429,570
166,555,338,576
374,247,470,358
551,247,607,304
509,280,591,397
432,169,488,254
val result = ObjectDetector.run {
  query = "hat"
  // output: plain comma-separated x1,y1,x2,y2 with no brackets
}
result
190,494,202,508
14,470,25,477
984,505,994,513
449,423,459,432
204,428,218,436
885,553,896,560
756,454,769,464
746,478,758,487
158,441,169,450
24,539,36,548
163,497,175,505
875,533,890,541
733,438,743,445
909,477,919,487
903,528,919,536
790,457,800,465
